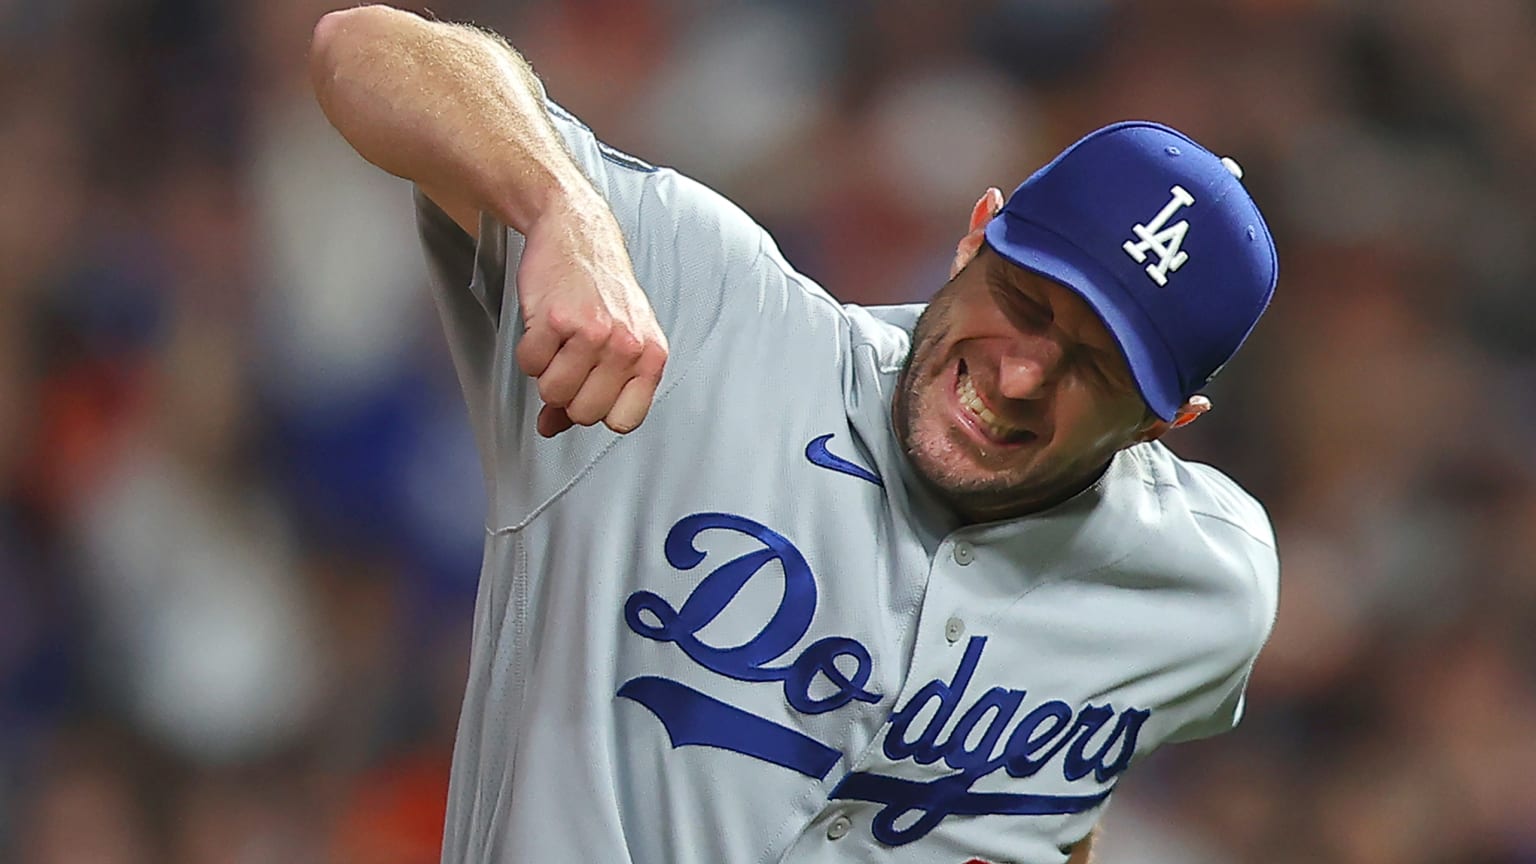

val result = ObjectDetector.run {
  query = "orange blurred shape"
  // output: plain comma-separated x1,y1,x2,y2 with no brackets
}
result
331,753,450,864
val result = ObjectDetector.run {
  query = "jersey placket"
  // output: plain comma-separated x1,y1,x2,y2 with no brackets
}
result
775,527,1048,861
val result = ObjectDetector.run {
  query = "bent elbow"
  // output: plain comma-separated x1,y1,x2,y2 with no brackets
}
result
308,8,349,97
309,5,401,94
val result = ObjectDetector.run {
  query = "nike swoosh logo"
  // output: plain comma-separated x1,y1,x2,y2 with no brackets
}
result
805,434,883,487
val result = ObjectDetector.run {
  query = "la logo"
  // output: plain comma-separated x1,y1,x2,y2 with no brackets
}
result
1122,185,1195,286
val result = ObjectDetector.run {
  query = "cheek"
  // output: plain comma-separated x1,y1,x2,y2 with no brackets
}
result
949,293,1005,338
1049,387,1144,458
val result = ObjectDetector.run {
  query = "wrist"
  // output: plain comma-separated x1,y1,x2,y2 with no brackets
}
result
490,159,599,236
521,180,620,258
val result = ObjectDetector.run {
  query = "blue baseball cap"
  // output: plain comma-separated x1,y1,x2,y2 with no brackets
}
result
983,121,1278,421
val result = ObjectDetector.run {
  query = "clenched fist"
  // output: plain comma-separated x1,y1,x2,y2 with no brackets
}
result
514,192,669,437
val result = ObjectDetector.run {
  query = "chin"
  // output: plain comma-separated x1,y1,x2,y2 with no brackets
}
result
894,312,1049,513
895,380,1059,520
902,415,1035,501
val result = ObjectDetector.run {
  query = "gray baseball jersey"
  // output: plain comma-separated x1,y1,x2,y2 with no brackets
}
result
415,101,1278,864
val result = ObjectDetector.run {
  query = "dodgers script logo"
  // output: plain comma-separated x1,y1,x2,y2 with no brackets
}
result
617,512,1151,846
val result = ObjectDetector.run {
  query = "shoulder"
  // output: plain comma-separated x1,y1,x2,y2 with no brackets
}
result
1122,443,1279,659
1131,442,1276,565
544,98,767,271
1164,452,1277,554
837,302,924,373
1100,444,1280,739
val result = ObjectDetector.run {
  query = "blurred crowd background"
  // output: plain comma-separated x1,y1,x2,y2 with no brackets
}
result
3,0,1536,861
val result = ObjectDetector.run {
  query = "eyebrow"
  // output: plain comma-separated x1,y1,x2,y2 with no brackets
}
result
986,257,1036,295
988,258,1131,377
985,266,1054,320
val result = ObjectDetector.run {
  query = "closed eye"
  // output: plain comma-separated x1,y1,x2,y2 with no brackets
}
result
1077,345,1130,390
1076,350,1109,383
988,273,1053,331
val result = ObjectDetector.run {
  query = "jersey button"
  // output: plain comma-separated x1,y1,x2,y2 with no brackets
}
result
826,814,853,841
945,616,965,643
952,541,975,566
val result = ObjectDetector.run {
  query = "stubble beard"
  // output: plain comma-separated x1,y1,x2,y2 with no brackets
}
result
894,295,1042,521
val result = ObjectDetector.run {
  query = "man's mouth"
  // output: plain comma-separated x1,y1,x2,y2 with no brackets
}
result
955,360,1035,446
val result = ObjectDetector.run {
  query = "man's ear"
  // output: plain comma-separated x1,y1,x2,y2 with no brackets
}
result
950,187,1005,279
1134,395,1211,443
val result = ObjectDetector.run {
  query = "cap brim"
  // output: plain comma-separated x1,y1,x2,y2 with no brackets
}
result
984,213,1183,421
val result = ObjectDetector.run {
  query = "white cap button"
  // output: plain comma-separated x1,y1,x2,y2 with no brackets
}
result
1220,156,1244,179
826,814,853,840
952,542,975,566
945,616,965,643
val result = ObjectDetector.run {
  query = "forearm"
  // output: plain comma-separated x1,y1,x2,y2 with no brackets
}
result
308,4,592,233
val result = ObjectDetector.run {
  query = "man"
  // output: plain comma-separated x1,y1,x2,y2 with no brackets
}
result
310,6,1279,863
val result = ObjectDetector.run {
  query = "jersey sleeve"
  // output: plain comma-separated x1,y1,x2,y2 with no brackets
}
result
1163,509,1279,743
535,100,774,357
415,99,842,528
418,99,772,345
416,188,506,491
1162,626,1265,743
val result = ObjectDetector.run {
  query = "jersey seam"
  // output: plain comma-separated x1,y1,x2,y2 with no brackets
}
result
983,511,1161,626
1090,453,1263,747
483,319,720,536
1179,459,1270,741
764,780,842,864
977,451,1169,626
752,238,909,371
484,129,651,534
506,100,895,537
753,241,845,320
1187,508,1275,549
484,185,730,536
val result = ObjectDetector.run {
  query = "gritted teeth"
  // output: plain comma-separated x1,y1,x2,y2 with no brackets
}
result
957,368,1031,443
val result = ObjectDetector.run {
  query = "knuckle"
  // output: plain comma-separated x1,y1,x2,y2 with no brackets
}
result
573,319,612,348
542,308,575,335
544,306,589,337
637,343,668,378
516,329,549,363
516,350,544,377
537,376,572,407
608,329,644,362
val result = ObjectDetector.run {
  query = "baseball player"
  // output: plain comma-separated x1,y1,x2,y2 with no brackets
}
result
311,6,1279,864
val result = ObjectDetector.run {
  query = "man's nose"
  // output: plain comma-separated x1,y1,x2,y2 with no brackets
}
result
997,338,1065,400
